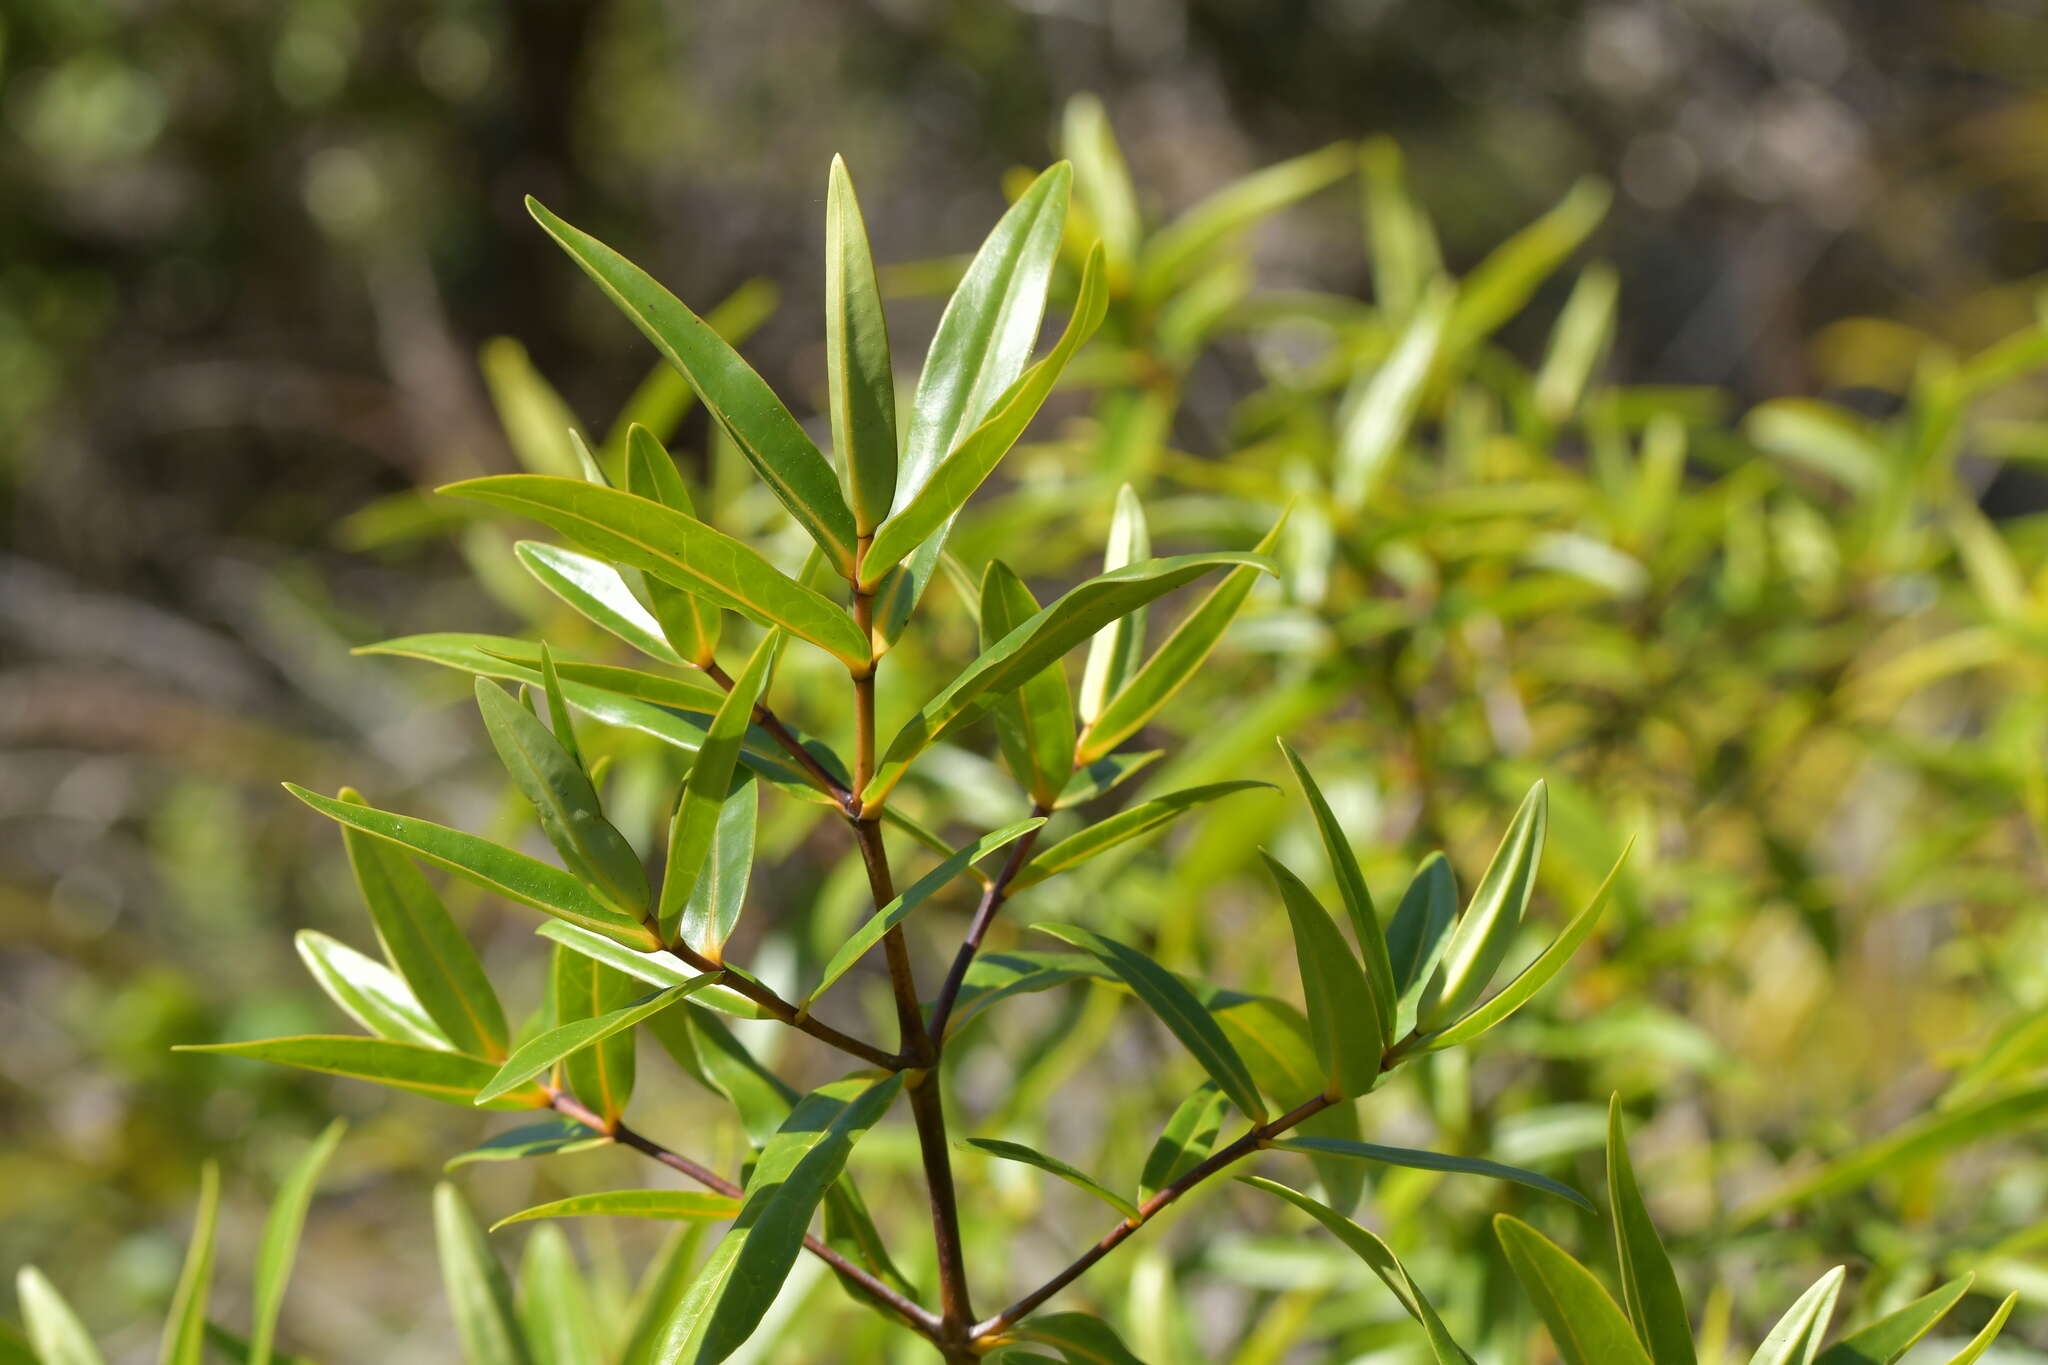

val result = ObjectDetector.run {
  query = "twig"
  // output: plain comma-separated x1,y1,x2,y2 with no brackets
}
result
659,934,900,1070
924,814,1046,1048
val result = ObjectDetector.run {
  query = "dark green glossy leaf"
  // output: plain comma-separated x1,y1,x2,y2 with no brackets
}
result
1261,851,1383,1098
157,1161,219,1365
1013,782,1272,890
981,562,1077,807
443,476,868,668
291,785,656,948
248,1122,344,1365
1387,853,1457,1037
663,631,778,950
1606,1098,1695,1365
518,1226,600,1365
1037,923,1265,1121
491,1190,740,1232
1494,1214,1651,1365
1280,1137,1592,1210
433,1183,533,1365
476,981,710,1106
964,1137,1137,1219
445,1120,610,1170
826,157,899,536
1420,781,1547,1029
1278,741,1397,1043
551,943,642,1124
1813,1276,1973,1365
527,197,858,573
177,1036,545,1109
1139,1083,1227,1202
294,930,450,1049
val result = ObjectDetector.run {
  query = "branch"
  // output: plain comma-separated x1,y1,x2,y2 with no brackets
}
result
924,813,1046,1048
544,1089,942,1341
659,934,900,1071
973,1091,1339,1339
703,660,855,810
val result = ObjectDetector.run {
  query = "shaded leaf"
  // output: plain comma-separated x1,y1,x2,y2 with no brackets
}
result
1277,741,1397,1043
662,631,778,951
1139,1084,1228,1202
248,1121,345,1365
1494,1214,1651,1365
434,1183,533,1365
981,562,1078,807
1261,852,1384,1098
1002,1311,1148,1365
965,1137,1137,1219
1280,1137,1591,1210
1055,751,1161,810
1387,853,1457,1038
445,1120,610,1170
1606,1099,1695,1365
518,1226,600,1365
551,944,642,1124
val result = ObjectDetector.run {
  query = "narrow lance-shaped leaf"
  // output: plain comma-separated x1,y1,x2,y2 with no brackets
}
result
1062,94,1142,278
602,278,780,459
1037,922,1266,1121
862,242,1109,585
551,943,643,1125
537,921,769,1022
1812,1275,1973,1365
663,630,779,952
1078,485,1150,724
477,677,649,917
1261,852,1384,1098
1280,1137,1593,1210
999,1312,1148,1365
518,1226,601,1365
1420,780,1548,1029
476,979,712,1107
1079,510,1288,761
176,1036,547,1109
624,425,723,666
434,1183,534,1365
1606,1098,1696,1365
536,645,582,770
1387,852,1457,1037
1136,142,1353,302
1448,176,1611,351
1534,263,1619,423
964,1137,1138,1219
1277,741,1397,1042
338,788,508,1059
1241,1177,1475,1365
652,1075,903,1363
492,1191,740,1232
877,162,1073,642
1332,282,1451,514
1750,1268,1845,1365
156,1161,220,1365
445,1119,609,1170
981,562,1077,807
1493,1215,1652,1365
1936,1293,2015,1365
645,1004,797,1146
864,552,1272,807
1056,750,1161,810
1140,1083,1228,1201
526,197,858,573
292,785,656,949
825,156,898,536
247,1121,345,1365
806,818,1043,1008
1012,781,1272,890
444,477,868,669
294,930,451,1049
514,539,687,668
480,337,585,479
16,1268,106,1365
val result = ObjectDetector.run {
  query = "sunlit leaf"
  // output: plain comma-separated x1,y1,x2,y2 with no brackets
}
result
1606,1098,1695,1365
518,1226,599,1365
1750,1268,1845,1365
964,1137,1138,1219
294,930,450,1049
1078,486,1151,726
1261,852,1384,1098
491,1191,740,1232
1812,1275,1972,1365
662,631,778,952
178,1036,545,1109
1420,781,1548,1029
434,1183,533,1365
826,157,900,536
1277,741,1397,1042
247,1122,344,1365
476,980,711,1107
16,1268,104,1365
1013,782,1272,890
1493,1214,1651,1365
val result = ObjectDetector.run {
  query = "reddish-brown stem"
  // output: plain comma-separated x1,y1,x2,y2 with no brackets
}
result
924,812,1046,1049
973,1091,1339,1340
545,1088,941,1340
703,659,854,808
658,934,899,1070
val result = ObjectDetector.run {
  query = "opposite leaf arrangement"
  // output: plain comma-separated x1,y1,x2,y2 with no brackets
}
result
114,155,2017,1365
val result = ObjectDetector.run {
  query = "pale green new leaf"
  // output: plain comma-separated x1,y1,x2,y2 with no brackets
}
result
514,540,688,667
1420,780,1548,1029
518,1226,600,1365
491,1191,740,1231
965,1137,1138,1219
1606,1098,1695,1365
444,477,868,668
526,197,858,573
295,930,451,1049
536,922,770,1021
1137,143,1352,302
1078,486,1151,725
1012,782,1271,890
157,1161,219,1365
1750,1268,1845,1365
1037,923,1265,1121
1277,741,1397,1042
480,337,584,479
177,1037,545,1109
1139,1083,1228,1202
291,785,657,948
1261,852,1383,1098
1535,263,1620,423
1937,1293,2015,1365
1333,283,1451,513
1813,1275,1972,1365
1494,1214,1651,1365
1448,177,1611,350
434,1183,533,1365
247,1121,345,1365
1062,94,1142,276
16,1268,105,1365
663,630,778,951
475,981,710,1106
826,156,899,535
1281,1137,1592,1210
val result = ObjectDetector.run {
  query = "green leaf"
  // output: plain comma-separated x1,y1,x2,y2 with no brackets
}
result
981,562,1078,806
337,790,508,1060
434,1183,533,1365
526,197,858,573
1276,741,1397,1043
197,1324,318,1365
1605,1099,1695,1365
1360,137,1445,321
1078,486,1151,725
1534,263,1619,423
445,1120,610,1170
1079,512,1286,762
877,162,1072,641
536,922,769,1020
1013,782,1272,890
662,630,778,951
965,1137,1138,1219
1062,94,1142,278
1493,1214,1651,1365
1001,1312,1148,1365
1139,1083,1228,1202
619,1229,710,1365
806,818,1044,1008
478,648,728,715
864,552,1271,807
1937,1292,2015,1365
289,785,656,948
518,1226,600,1365
550,944,643,1124
1745,399,1885,496
443,476,868,668
16,1269,104,1365
1202,989,1366,1211
644,1005,797,1146
1387,853,1457,1037
862,242,1108,586
652,1074,903,1363
1448,177,1611,350
177,1036,542,1108
1137,143,1352,302
477,677,649,916
1240,1177,1474,1364
536,646,583,770
1750,1268,1845,1365
1055,751,1161,810
480,337,584,478
247,1121,344,1365
157,1161,219,1365
1813,1275,1973,1365
1037,923,1265,1121
621,427,724,665
1261,852,1384,1098
1420,780,1548,1029
1332,282,1451,514
515,540,688,667
602,277,779,457
1423,839,1628,1049
475,981,710,1106
294,930,451,1049
825,157,899,537
491,1190,740,1232
1279,1137,1592,1210
935,950,1110,1042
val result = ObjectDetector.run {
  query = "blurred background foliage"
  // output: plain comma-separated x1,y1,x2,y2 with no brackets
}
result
7,0,2048,1361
